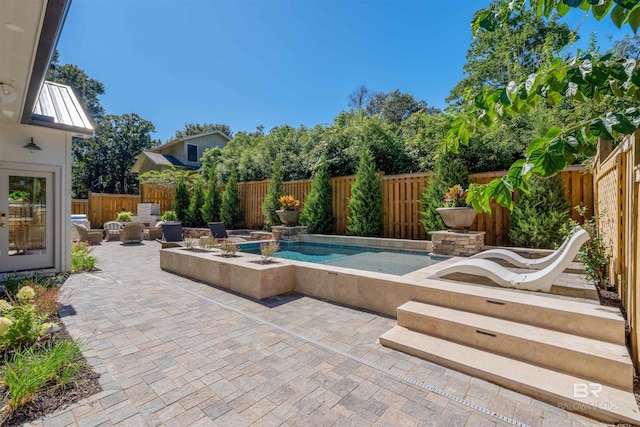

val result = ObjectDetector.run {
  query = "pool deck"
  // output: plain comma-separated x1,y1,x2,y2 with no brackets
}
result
27,241,608,426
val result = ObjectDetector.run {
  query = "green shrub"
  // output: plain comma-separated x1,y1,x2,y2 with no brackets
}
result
161,210,177,221
220,168,242,229
0,289,48,351
301,159,334,234
186,176,205,227
71,241,96,273
561,206,609,288
347,149,383,237
261,154,285,230
0,339,84,411
173,176,190,222
509,175,569,249
421,153,468,237
202,165,221,223
115,211,132,222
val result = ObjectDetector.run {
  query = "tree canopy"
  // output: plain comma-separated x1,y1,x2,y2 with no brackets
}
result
171,122,233,141
47,51,106,121
447,2,640,213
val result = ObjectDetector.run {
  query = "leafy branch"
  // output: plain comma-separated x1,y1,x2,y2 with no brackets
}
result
446,53,640,213
473,0,640,35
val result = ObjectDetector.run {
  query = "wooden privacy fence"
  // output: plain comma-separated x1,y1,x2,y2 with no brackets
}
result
71,199,88,215
85,166,593,245
87,193,141,227
593,131,639,366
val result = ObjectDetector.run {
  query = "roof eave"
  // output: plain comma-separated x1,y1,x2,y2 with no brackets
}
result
19,0,72,125
27,118,93,136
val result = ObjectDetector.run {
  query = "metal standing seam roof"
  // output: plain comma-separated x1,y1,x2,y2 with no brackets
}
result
31,81,93,133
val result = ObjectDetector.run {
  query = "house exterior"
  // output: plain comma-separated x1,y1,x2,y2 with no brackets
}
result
0,0,93,275
131,131,231,174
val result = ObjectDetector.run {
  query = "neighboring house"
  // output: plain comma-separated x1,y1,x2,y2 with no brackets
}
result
131,131,231,174
0,0,93,276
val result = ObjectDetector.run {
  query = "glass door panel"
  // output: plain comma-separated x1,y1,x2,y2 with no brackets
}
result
0,169,54,272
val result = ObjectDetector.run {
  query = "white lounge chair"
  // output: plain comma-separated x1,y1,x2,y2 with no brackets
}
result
435,228,590,292
469,226,582,269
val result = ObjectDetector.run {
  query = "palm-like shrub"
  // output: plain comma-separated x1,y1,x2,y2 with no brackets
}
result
301,159,334,234
220,167,242,229
261,154,285,230
421,153,468,236
347,149,383,237
202,165,221,223
173,176,190,222
509,174,569,249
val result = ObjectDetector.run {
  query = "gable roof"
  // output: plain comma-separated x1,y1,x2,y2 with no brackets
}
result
130,151,192,174
154,130,231,153
30,81,93,133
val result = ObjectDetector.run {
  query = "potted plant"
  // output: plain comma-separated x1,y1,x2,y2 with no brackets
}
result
275,195,301,226
161,210,178,222
436,184,477,232
115,210,133,222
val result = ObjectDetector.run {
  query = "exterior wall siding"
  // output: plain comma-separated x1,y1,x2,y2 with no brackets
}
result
0,123,73,273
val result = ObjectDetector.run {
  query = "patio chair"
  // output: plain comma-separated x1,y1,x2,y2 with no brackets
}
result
469,225,583,269
73,223,103,245
208,222,248,243
208,222,228,239
103,221,124,241
435,228,590,293
156,222,185,248
143,221,165,240
119,222,145,244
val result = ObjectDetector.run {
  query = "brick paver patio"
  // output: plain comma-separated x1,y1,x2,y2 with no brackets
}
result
27,241,607,426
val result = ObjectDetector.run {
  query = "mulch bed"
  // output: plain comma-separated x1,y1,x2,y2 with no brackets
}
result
0,319,102,427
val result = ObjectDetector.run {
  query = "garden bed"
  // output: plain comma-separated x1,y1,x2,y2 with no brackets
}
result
0,320,101,427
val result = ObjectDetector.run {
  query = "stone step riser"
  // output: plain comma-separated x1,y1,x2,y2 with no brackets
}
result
397,304,632,391
379,327,640,425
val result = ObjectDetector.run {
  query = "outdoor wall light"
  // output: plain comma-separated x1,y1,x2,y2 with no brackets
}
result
0,83,17,104
23,137,42,153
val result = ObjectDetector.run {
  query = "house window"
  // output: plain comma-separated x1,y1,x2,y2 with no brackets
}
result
187,144,198,162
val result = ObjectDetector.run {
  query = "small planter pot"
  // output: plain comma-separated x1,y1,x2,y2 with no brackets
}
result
436,207,478,232
276,210,300,226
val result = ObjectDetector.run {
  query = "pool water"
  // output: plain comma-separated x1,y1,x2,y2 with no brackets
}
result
245,242,445,276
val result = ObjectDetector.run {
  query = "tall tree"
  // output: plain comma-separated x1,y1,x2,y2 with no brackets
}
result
365,89,438,126
348,85,371,110
47,51,106,121
173,176,190,222
347,149,383,237
202,164,222,223
448,7,576,103
171,122,233,140
72,113,157,197
300,158,334,234
261,154,285,230
220,167,242,229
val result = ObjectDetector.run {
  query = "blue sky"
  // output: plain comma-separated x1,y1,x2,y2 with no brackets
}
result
56,0,633,143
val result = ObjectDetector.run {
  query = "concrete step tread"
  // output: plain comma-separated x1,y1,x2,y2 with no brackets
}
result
416,275,623,323
379,326,640,425
398,301,631,366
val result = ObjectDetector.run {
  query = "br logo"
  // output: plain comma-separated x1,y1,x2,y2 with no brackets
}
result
573,383,602,398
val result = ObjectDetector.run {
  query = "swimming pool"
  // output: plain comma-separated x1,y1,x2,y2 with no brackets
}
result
244,241,445,276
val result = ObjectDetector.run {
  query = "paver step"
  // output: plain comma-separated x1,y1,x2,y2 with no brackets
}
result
379,326,640,425
397,301,633,391
411,277,626,344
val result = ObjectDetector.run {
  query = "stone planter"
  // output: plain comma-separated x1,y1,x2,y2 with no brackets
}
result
436,207,478,232
276,210,300,226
